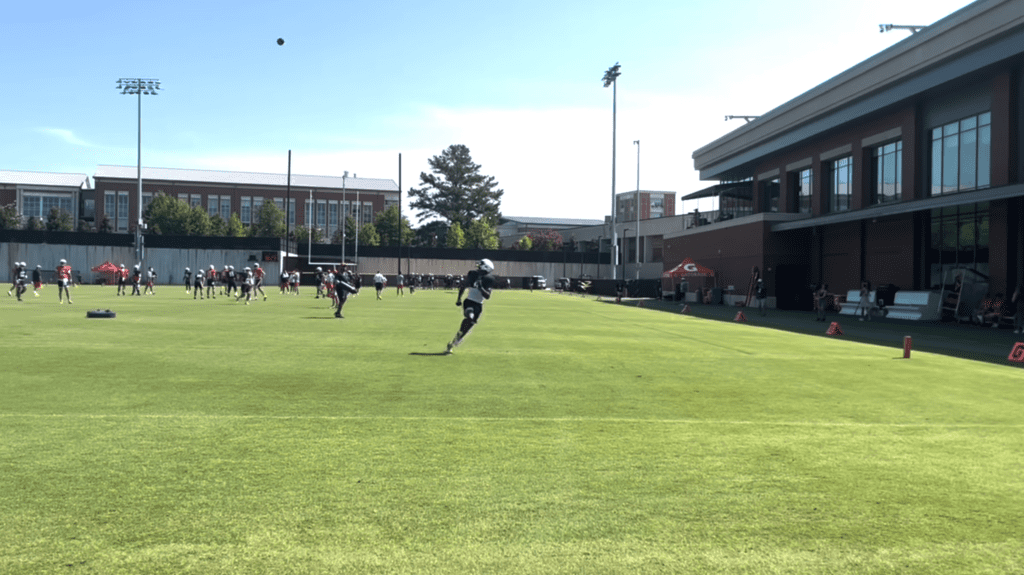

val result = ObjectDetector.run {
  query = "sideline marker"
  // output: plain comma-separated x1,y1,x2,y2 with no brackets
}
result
734,310,747,322
826,321,844,336
1009,342,1024,363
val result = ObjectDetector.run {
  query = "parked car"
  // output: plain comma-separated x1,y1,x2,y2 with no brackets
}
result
530,275,547,289
555,277,571,290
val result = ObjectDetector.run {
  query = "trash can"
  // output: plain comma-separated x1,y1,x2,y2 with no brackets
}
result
709,287,723,304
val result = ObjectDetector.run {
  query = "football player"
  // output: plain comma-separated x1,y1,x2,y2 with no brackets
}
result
446,258,496,354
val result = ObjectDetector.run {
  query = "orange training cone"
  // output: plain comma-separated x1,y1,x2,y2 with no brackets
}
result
826,321,844,336
734,311,747,322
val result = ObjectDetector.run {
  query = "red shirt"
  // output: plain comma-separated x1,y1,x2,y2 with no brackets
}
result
57,265,71,281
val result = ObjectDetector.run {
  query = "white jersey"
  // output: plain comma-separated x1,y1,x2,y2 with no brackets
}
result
374,273,386,285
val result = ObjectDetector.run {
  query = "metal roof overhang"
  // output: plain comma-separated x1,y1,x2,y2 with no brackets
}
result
680,181,752,201
771,183,1024,232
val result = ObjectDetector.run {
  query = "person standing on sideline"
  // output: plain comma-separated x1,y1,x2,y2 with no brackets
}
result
815,283,829,322
56,259,74,304
31,265,43,297
145,267,157,295
183,267,192,293
446,259,496,354
396,272,405,296
314,267,325,299
373,271,386,300
856,280,871,321
755,278,768,316
193,267,205,299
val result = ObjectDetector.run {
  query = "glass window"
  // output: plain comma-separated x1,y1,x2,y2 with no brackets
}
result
829,156,851,212
931,112,991,196
220,197,231,221
23,196,41,219
363,202,373,224
241,197,252,224
117,192,129,231
761,178,780,213
105,192,116,226
927,202,989,288
873,141,902,204
189,194,201,208
177,193,188,203
208,195,219,217
792,169,812,213
317,200,326,228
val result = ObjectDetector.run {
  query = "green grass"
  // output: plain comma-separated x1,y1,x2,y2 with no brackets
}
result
2,285,1023,574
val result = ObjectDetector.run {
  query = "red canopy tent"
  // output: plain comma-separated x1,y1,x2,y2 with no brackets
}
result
661,258,717,297
91,261,120,285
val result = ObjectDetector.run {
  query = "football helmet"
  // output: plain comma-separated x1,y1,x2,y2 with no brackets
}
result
477,258,494,273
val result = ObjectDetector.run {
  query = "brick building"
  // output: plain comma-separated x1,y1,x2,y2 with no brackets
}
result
91,165,399,238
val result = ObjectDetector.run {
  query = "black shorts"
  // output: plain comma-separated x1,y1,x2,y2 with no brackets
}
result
375,282,384,290
462,299,484,322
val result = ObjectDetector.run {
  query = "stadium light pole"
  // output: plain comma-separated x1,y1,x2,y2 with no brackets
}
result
634,139,640,280
341,171,348,268
602,62,621,280
117,77,160,267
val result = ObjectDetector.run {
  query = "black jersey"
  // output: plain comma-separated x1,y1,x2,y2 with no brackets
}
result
464,270,495,303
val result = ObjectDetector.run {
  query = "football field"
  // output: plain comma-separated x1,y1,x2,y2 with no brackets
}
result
2,285,1022,574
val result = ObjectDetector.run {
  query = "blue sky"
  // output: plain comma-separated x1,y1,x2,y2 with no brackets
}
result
2,0,976,223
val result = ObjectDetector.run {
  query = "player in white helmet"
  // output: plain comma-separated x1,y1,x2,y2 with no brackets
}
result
55,259,73,304
446,259,496,354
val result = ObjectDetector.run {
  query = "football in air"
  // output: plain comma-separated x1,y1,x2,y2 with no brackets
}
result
277,38,285,46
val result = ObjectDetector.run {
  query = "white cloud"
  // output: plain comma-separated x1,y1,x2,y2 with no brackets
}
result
37,128,96,148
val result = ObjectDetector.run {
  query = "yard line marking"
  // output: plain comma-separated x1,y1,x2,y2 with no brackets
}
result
1,413,1021,428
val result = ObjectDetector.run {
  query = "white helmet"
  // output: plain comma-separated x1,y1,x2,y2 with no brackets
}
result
316,267,322,272
229,265,234,270
209,265,215,270
244,267,251,272
59,259,67,265
185,267,190,272
477,258,494,273
254,263,260,268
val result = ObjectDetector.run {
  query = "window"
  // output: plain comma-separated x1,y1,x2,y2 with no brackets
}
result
288,198,295,227
304,199,313,227
177,193,188,203
241,196,252,224
792,169,812,214
189,194,201,208
363,202,373,224
317,199,326,229
328,201,338,235
142,193,154,212
931,112,991,196
928,202,989,288
872,141,902,204
117,191,129,231
208,195,219,217
761,178,780,213
829,156,852,212
220,197,231,221
252,196,264,217
105,192,116,226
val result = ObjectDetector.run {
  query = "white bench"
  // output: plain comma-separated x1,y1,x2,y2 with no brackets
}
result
839,290,875,316
885,291,941,321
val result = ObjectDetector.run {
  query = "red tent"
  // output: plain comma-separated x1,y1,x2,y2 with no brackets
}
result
91,261,120,285
661,258,717,295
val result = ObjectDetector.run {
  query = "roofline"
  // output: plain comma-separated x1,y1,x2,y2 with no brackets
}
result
692,0,1022,180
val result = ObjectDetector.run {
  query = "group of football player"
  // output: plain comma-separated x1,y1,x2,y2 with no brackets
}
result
184,264,267,304
7,259,74,303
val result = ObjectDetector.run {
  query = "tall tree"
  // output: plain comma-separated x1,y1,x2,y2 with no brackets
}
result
465,217,499,249
45,207,75,232
143,193,192,235
373,205,414,247
358,223,381,247
409,144,502,229
446,221,466,248
249,201,286,238
415,220,449,247
0,203,21,230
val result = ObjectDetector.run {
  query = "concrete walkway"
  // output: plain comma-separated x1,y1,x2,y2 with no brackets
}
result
606,297,1024,369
